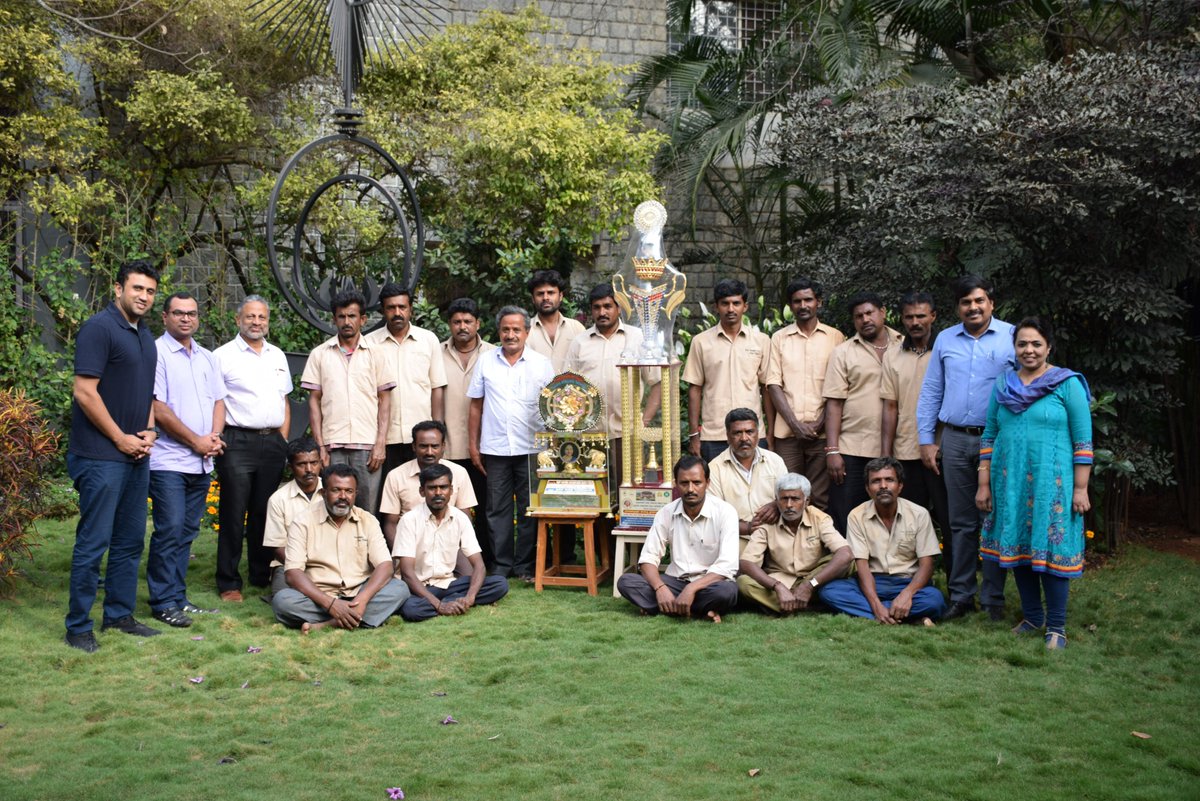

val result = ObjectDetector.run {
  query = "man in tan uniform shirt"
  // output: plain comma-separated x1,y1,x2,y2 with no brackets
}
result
271,464,409,631
766,277,844,510
526,269,584,372
368,282,447,495
737,472,852,613
262,437,323,596
440,298,495,568
683,278,771,463
880,291,950,564
823,291,903,534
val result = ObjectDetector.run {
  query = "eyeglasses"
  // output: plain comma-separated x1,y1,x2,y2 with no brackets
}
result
169,310,199,319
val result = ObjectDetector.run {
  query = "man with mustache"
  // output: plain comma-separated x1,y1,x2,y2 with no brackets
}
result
65,260,162,651
440,298,495,568
881,291,951,563
393,464,509,621
916,275,1015,621
271,464,409,632
616,456,739,622
737,472,852,614
379,420,477,549
213,295,292,603
564,282,662,488
822,291,903,535
368,283,447,498
261,437,324,598
706,408,787,548
765,277,844,510
467,306,555,581
301,289,395,514
818,457,946,624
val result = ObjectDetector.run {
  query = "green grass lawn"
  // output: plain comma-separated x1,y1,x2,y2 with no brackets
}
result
2,518,1198,801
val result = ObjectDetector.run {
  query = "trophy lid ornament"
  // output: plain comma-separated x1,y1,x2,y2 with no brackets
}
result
613,201,686,364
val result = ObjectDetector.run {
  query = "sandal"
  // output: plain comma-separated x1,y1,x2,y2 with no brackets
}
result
1012,619,1041,635
1045,631,1067,650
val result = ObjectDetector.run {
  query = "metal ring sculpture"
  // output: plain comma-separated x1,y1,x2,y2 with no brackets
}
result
265,129,423,335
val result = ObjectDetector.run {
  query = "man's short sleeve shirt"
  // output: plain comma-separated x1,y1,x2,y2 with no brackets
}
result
379,458,478,516
742,506,848,582
846,497,940,577
69,303,157,461
368,325,448,445
681,325,771,442
393,504,480,588
765,322,845,438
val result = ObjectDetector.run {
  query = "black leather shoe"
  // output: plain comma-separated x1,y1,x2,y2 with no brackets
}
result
65,631,100,653
101,616,162,636
982,604,1007,622
152,607,193,628
943,600,977,621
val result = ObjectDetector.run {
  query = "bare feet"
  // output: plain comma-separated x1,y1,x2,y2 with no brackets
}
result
301,620,333,635
920,616,935,627
706,610,723,624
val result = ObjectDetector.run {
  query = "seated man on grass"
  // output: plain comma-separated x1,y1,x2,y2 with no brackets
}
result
272,464,409,633
737,472,853,614
393,464,508,622
818,457,946,625
616,455,739,623
261,437,323,599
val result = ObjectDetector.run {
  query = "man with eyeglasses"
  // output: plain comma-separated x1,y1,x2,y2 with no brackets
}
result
214,295,293,603
146,292,226,627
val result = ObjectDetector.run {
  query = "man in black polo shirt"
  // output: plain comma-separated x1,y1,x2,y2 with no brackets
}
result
65,260,162,652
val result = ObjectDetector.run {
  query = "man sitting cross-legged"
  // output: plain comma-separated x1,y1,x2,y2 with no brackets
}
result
616,455,739,623
737,472,853,614
394,464,509,622
818,457,946,625
271,463,409,633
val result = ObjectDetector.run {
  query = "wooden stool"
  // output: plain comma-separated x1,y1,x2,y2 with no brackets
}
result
611,528,648,598
532,511,612,596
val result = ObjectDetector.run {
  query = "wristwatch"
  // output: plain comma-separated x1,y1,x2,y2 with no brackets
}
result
809,577,820,589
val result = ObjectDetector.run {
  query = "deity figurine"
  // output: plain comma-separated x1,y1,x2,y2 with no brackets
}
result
612,201,686,364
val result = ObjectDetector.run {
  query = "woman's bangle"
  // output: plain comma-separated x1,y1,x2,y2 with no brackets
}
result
825,450,840,457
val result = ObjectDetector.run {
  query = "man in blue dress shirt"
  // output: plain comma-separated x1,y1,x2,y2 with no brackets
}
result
916,276,1015,621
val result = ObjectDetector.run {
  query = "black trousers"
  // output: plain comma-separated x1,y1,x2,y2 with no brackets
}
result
215,428,287,591
452,458,493,571
828,454,871,536
617,573,738,617
899,458,952,569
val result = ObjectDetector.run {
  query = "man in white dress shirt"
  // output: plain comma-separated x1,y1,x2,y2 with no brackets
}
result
616,455,740,622
467,306,555,580
213,295,292,602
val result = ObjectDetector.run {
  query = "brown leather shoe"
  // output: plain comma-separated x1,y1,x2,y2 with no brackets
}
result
219,589,244,603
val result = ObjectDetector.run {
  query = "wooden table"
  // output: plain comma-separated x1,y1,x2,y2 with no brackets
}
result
611,528,649,598
531,511,611,596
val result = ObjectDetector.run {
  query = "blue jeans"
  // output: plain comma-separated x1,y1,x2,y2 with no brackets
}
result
819,574,947,620
66,454,150,634
148,470,212,611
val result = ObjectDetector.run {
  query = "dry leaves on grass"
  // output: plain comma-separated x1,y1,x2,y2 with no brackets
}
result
1131,731,1152,739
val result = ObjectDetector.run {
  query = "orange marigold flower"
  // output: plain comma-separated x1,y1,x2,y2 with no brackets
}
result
207,506,217,515
1086,530,1095,539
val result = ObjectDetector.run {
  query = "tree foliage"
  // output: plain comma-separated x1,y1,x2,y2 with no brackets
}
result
774,45,1200,483
359,8,665,314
